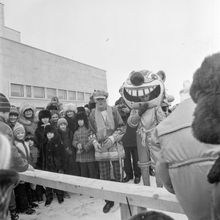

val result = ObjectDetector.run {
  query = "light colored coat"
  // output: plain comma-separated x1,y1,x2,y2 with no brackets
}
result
152,98,220,220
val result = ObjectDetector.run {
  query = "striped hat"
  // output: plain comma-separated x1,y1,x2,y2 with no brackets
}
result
0,93,10,113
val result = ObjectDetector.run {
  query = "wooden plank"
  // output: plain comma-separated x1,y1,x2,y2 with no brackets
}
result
19,170,184,214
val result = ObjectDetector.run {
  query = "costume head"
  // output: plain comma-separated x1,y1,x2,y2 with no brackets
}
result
190,53,220,144
121,70,165,109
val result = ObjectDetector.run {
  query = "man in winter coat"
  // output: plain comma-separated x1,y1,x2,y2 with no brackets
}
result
89,90,125,213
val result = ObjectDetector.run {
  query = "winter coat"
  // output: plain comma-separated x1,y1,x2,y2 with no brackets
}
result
58,128,77,174
38,134,64,172
73,126,95,163
19,103,37,136
65,116,77,134
14,140,31,164
0,119,28,172
35,122,50,150
122,122,137,148
151,98,220,220
89,106,126,161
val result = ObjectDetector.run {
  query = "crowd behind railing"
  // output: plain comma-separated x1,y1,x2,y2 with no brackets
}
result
1,53,220,220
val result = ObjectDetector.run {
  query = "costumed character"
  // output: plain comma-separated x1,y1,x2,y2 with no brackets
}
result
121,70,166,186
190,53,220,219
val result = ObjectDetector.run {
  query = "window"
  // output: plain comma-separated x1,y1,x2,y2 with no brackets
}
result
47,88,56,99
68,91,76,100
11,83,24,97
84,93,91,102
58,89,67,100
26,85,32,97
33,86,45,98
77,92,84,101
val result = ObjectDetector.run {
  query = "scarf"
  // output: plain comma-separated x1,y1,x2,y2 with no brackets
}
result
95,106,115,142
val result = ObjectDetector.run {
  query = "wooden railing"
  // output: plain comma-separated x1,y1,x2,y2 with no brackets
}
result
19,170,184,220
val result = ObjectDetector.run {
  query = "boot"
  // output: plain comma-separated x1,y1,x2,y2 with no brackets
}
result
10,209,19,220
103,201,114,213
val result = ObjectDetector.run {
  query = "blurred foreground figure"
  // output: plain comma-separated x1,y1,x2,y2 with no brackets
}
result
128,211,174,220
0,134,19,220
151,54,220,220
190,53,220,219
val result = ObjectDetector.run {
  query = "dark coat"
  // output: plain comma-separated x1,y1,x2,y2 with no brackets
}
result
58,128,78,175
37,133,64,172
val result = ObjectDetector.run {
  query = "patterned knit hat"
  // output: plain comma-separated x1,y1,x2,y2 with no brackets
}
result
57,118,68,127
0,93,10,113
9,106,19,116
13,123,25,137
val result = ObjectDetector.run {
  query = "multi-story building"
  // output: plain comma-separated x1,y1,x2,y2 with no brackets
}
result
0,3,107,109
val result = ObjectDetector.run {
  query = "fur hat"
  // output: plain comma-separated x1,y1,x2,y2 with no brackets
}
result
77,106,85,113
93,90,108,100
63,103,76,113
57,118,68,127
44,124,56,134
9,106,19,116
25,133,36,143
0,93,10,113
76,112,87,122
38,109,51,121
13,123,25,137
190,53,220,144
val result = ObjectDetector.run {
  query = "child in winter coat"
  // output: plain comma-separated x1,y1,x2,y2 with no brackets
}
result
57,118,78,176
38,125,65,206
73,112,97,178
13,123,36,215
25,133,43,203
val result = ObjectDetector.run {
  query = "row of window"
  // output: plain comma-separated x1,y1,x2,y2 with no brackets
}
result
10,83,91,102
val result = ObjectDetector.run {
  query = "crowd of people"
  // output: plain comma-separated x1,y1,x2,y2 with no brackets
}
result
2,53,220,220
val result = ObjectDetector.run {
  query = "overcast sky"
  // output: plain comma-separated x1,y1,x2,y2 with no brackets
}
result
2,0,220,105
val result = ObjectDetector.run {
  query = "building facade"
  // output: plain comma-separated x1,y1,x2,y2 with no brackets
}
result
0,3,107,109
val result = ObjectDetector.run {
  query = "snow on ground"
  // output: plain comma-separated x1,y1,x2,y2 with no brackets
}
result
18,177,187,220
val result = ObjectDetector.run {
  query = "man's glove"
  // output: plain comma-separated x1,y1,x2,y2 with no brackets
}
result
138,103,149,116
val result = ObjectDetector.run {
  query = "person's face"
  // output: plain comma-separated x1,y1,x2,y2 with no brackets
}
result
59,123,67,131
95,98,107,110
41,117,49,124
46,132,54,140
66,111,74,118
16,130,25,140
28,139,34,147
24,109,33,118
78,119,84,127
51,114,59,123
9,114,18,123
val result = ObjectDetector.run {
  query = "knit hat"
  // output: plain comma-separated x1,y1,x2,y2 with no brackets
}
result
44,125,56,134
0,93,10,113
38,109,51,121
13,123,25,137
9,106,19,116
57,118,68,127
93,90,108,100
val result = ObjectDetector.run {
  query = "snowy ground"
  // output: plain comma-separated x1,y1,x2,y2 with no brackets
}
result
17,177,187,220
